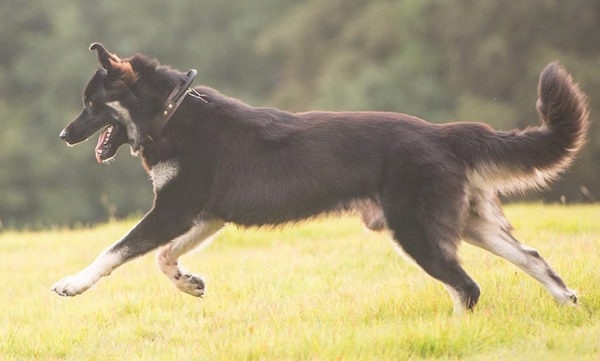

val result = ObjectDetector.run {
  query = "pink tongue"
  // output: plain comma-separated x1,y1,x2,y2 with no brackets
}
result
95,127,110,163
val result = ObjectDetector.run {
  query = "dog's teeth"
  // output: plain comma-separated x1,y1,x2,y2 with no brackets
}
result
103,126,113,146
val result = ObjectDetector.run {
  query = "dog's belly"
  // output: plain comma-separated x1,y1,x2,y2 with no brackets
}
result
211,171,375,226
215,196,358,226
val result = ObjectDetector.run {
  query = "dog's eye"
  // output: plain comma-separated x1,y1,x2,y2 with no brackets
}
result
85,100,93,108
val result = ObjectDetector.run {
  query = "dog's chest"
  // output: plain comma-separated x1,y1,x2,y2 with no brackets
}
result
149,160,179,190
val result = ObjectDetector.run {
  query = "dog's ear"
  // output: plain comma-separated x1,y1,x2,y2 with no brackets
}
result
89,43,138,85
89,43,120,70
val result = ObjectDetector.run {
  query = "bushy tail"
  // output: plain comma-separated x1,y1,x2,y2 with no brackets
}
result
461,62,589,194
536,62,589,163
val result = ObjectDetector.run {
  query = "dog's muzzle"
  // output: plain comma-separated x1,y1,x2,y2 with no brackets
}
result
59,128,69,141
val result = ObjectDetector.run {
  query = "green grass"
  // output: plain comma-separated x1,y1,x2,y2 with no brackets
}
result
0,204,598,360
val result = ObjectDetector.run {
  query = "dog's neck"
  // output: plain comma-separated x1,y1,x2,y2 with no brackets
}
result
146,69,208,141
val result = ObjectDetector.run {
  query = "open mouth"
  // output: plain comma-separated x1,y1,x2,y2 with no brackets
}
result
94,123,128,163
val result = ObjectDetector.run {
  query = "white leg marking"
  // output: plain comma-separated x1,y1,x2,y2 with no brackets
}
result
52,249,124,296
149,160,180,191
465,206,577,305
444,285,466,316
157,219,224,297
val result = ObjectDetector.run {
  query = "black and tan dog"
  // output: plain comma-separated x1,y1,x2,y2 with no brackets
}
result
53,43,588,313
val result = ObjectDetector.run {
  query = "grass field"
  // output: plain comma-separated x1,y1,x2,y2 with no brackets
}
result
0,204,598,360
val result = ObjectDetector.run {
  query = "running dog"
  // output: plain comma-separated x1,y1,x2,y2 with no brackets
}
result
53,43,588,313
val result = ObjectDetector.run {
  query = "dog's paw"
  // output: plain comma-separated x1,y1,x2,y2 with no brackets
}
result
565,290,578,305
553,288,578,306
158,254,206,298
51,273,94,297
174,271,206,298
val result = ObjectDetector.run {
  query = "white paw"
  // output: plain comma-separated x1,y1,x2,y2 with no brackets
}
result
563,289,578,305
51,273,95,297
162,263,206,297
158,251,206,298
174,272,206,297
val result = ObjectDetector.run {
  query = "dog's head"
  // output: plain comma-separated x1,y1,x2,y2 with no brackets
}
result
60,43,143,163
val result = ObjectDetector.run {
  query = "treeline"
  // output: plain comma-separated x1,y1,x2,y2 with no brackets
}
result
1,0,598,228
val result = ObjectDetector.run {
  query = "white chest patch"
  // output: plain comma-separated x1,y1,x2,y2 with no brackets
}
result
150,160,180,190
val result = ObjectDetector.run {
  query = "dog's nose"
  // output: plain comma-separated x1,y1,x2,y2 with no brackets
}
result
59,128,68,141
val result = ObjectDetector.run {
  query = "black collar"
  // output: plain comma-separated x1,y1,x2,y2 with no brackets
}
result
154,69,206,134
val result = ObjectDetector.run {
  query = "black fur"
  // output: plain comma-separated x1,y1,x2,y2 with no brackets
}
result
54,44,588,312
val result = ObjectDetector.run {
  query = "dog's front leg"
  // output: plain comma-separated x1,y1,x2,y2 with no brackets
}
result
52,205,196,297
157,219,224,297
51,246,125,297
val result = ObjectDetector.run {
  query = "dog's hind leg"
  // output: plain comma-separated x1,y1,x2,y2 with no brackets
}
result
464,196,577,305
383,191,480,314
156,219,224,297
389,217,480,314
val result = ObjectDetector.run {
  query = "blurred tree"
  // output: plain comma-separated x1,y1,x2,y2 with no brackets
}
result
424,0,600,202
259,0,600,203
0,0,598,228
